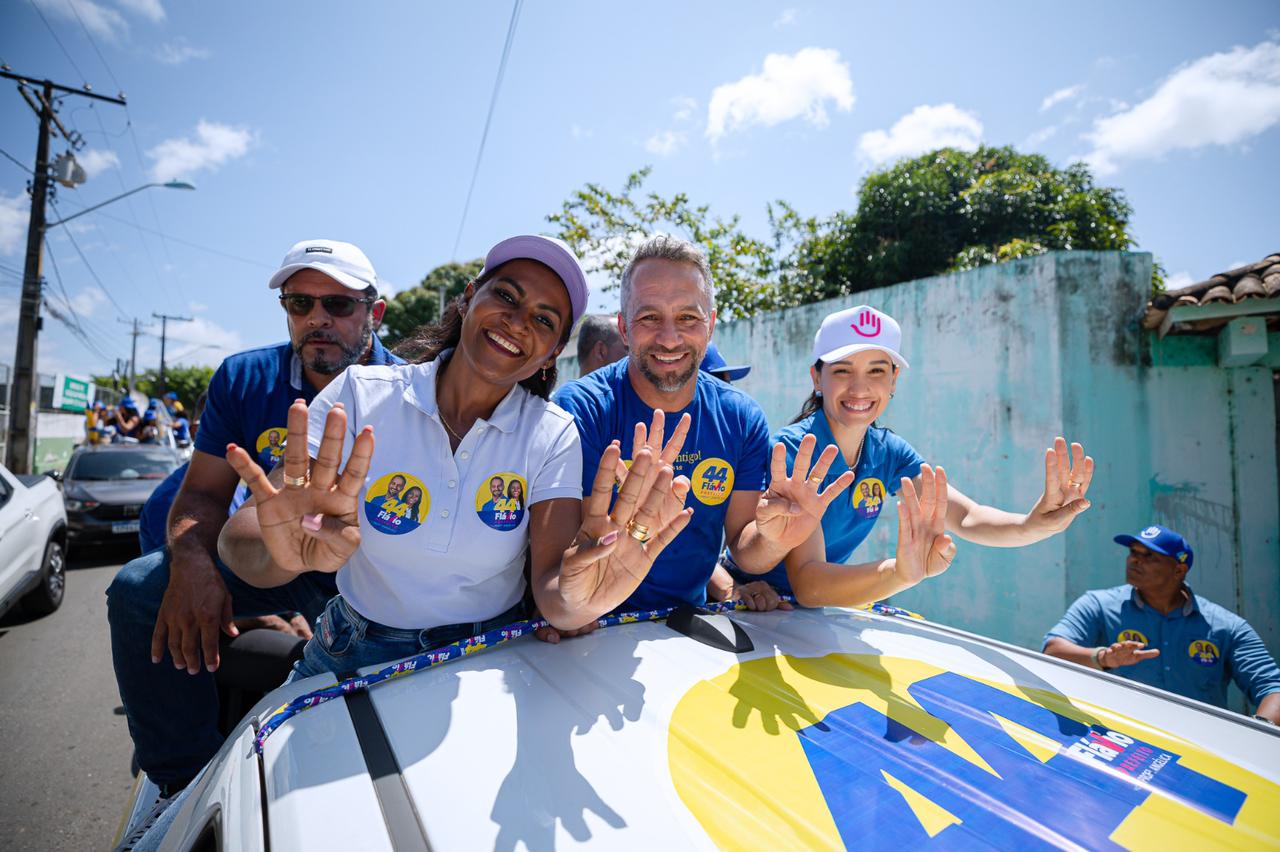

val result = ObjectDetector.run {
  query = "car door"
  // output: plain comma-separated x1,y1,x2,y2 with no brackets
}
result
0,467,37,602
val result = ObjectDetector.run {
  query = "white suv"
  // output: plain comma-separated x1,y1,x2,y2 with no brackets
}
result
0,462,69,618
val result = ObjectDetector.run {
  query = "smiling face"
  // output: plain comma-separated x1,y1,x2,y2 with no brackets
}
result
506,480,523,501
813,349,899,432
620,258,715,395
403,487,422,507
457,260,571,388
387,475,406,498
489,477,505,500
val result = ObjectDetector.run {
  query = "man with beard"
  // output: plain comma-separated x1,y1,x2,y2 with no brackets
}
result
551,235,839,622
106,239,401,805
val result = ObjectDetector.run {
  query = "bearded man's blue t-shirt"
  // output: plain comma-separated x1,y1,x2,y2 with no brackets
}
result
728,408,924,595
554,359,771,610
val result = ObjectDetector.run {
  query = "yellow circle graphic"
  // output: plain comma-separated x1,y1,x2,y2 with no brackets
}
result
363,471,430,535
475,472,528,531
1117,629,1149,646
669,652,1278,848
1188,639,1220,667
691,458,734,505
254,427,288,468
852,477,886,519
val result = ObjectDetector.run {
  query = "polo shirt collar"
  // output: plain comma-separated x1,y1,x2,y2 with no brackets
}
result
289,335,397,392
403,348,524,434
813,408,886,477
1130,583,1196,616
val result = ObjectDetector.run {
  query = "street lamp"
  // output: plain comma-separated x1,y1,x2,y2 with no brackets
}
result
4,178,196,473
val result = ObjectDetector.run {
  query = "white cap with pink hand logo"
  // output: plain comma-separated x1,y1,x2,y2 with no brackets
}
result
813,305,910,371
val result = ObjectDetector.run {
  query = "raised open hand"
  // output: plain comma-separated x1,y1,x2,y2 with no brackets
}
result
558,442,694,615
613,409,691,510
1026,437,1094,535
754,434,856,551
1099,640,1160,669
225,399,373,575
894,464,956,587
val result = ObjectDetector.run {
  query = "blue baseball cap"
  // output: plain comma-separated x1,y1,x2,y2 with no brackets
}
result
164,391,178,399
1114,524,1193,569
700,342,751,383
143,410,157,421
120,397,137,410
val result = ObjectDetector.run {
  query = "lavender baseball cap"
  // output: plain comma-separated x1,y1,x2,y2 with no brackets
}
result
482,235,590,328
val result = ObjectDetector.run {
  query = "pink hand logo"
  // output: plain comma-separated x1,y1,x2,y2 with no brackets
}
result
851,310,881,338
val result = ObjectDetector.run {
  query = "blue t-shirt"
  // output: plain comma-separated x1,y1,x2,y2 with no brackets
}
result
1044,584,1280,709
554,360,771,610
139,461,187,554
728,410,924,595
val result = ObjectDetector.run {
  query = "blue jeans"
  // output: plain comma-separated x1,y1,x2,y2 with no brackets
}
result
106,547,337,787
290,594,527,681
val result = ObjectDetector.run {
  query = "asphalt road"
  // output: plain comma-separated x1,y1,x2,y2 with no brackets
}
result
0,543,139,851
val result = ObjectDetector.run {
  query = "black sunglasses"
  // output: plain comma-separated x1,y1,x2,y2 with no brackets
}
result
279,293,374,318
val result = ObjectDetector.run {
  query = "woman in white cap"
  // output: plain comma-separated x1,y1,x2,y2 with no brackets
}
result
217,235,693,679
722,303,1094,607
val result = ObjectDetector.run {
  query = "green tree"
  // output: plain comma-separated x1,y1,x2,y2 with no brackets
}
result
547,167,782,320
93,364,215,410
379,259,483,349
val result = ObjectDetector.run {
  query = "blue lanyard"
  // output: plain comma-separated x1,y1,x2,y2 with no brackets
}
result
253,599,922,753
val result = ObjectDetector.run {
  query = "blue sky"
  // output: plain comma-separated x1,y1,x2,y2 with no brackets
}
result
1,1,1277,378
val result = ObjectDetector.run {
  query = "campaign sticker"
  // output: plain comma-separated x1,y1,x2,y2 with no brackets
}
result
364,472,429,535
476,472,527,531
1189,639,1220,667
852,477,886,519
255,427,288,469
691,458,734,506
1117,629,1149,645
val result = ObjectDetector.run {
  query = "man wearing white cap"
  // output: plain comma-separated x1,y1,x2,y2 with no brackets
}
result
721,304,1097,608
106,239,402,800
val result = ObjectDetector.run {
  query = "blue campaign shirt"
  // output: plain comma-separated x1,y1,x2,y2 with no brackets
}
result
138,461,187,554
1044,584,1280,709
554,360,771,609
193,336,401,511
729,410,924,595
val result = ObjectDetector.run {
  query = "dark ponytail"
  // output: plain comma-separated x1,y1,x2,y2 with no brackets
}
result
791,359,825,424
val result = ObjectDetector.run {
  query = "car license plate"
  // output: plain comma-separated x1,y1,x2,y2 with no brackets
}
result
112,521,140,535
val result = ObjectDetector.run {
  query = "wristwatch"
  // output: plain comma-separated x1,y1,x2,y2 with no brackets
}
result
1092,647,1112,671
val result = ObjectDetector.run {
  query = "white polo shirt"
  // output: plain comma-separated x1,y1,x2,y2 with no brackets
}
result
307,353,583,629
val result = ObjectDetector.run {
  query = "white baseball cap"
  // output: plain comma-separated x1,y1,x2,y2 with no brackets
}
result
813,305,909,370
267,239,378,293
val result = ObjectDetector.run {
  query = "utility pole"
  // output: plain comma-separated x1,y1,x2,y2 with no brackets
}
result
151,312,192,395
2,68,126,474
118,317,149,393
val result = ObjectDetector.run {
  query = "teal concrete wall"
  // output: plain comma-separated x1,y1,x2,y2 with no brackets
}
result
558,251,1279,682
714,251,1278,667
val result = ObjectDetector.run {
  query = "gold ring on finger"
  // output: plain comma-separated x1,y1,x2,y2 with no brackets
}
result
1068,479,1082,487
283,473,308,488
626,520,651,542
807,475,823,485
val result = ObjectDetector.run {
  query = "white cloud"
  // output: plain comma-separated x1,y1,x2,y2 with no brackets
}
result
773,8,798,28
0,193,29,255
1040,84,1084,113
671,96,697,122
570,124,593,140
857,103,983,166
1025,125,1059,147
706,47,854,142
116,0,165,22
147,120,253,182
155,39,210,64
1165,270,1195,291
137,316,242,367
69,286,107,317
32,0,127,41
78,148,120,177
645,130,686,157
188,301,208,313
1083,39,1280,175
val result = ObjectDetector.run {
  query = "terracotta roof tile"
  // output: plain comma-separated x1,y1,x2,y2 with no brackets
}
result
1143,251,1280,335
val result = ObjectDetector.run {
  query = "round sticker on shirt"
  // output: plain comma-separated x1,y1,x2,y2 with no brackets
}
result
1117,629,1148,645
255,427,288,469
364,472,430,535
691,458,734,506
1188,639,1220,667
475,472,527,531
852,477,886,520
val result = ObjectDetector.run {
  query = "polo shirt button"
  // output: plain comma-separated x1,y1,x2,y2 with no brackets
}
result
441,510,450,518
460,451,470,460
448,480,456,488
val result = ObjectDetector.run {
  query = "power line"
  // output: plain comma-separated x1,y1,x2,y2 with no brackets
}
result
49,197,131,320
43,245,119,362
26,0,90,85
62,0,124,95
0,145,35,174
451,0,524,259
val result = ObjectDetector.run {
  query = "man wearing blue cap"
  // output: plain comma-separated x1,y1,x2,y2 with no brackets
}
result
1043,523,1280,723
699,341,751,384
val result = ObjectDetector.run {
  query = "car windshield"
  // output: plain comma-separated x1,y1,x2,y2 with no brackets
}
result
69,449,177,481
